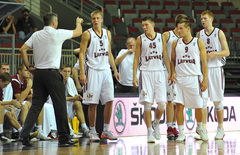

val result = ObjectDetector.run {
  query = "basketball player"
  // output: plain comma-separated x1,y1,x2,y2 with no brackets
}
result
72,48,82,94
171,19,208,142
196,10,230,140
60,64,89,137
79,10,120,142
162,14,188,140
12,64,51,140
133,17,171,143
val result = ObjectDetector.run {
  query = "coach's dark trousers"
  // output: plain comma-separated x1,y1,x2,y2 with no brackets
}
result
20,69,70,143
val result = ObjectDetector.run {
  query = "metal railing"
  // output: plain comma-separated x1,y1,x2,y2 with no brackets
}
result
40,0,52,17
0,38,79,75
0,34,15,75
60,0,103,15
16,0,52,17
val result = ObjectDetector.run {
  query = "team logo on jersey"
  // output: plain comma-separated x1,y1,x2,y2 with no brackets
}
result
214,34,216,37
158,38,161,42
173,92,176,98
105,35,107,39
185,108,195,130
87,93,93,99
143,91,147,97
167,92,171,97
193,42,196,46
114,100,126,133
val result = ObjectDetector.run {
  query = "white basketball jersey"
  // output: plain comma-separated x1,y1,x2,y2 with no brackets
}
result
167,30,178,61
175,38,202,76
85,28,110,70
199,28,225,67
139,33,165,71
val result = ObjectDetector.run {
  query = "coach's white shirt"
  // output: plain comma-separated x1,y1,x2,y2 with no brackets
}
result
116,49,139,86
25,26,73,69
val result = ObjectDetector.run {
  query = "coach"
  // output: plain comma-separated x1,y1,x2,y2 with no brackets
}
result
20,12,83,147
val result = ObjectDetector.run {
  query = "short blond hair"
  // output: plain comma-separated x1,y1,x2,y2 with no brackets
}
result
201,10,214,19
178,19,192,29
91,10,103,18
175,14,188,27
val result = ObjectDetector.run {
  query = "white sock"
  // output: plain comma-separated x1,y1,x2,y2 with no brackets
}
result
218,123,223,128
13,127,18,133
155,119,160,124
18,127,22,133
172,122,177,128
81,123,87,130
36,125,42,131
202,123,207,129
90,126,96,133
68,123,73,130
147,127,153,134
51,130,57,138
167,122,172,128
0,124,3,133
103,123,110,132
51,130,57,134
178,125,184,133
197,122,202,130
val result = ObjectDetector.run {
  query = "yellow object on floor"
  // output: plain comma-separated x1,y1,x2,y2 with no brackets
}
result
72,116,79,134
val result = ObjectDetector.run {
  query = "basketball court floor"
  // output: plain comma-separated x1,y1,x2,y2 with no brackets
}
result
1,131,239,155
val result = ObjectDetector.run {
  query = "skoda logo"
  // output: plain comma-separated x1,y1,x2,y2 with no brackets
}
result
185,108,195,131
114,100,126,133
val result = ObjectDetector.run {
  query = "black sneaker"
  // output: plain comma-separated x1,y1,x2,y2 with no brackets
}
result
12,132,19,140
0,133,12,143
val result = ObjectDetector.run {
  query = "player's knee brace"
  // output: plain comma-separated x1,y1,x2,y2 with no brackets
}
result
157,102,165,111
202,98,208,109
214,101,223,111
144,102,152,111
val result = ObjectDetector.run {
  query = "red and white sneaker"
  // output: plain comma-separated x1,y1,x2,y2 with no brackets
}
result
101,131,118,140
215,128,225,140
173,127,179,139
89,132,100,142
167,127,174,140
48,132,58,140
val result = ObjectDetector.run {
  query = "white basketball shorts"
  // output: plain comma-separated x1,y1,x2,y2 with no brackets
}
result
208,67,225,101
83,67,114,105
165,70,174,102
66,101,76,120
173,76,203,109
139,70,167,104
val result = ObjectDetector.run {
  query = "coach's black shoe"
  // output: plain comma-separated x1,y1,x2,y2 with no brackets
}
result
58,139,78,147
21,137,34,147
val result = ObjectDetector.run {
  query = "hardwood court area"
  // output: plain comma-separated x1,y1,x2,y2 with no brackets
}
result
1,131,239,155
